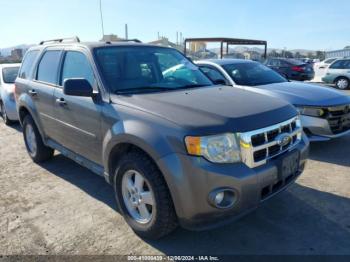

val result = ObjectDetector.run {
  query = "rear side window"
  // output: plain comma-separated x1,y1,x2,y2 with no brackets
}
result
37,50,62,85
61,51,95,86
19,50,39,79
330,60,350,69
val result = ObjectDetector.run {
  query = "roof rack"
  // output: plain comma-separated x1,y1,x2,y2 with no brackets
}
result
105,39,142,44
39,36,80,45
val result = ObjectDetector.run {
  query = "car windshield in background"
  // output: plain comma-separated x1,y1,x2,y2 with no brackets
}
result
2,67,20,83
223,62,287,86
94,46,213,94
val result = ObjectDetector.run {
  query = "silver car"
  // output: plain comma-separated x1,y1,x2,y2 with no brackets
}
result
196,59,350,141
0,63,20,124
322,58,350,90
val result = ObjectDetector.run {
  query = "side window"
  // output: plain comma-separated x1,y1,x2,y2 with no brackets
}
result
280,60,289,67
200,66,227,83
344,60,350,69
270,59,280,67
37,51,62,84
19,50,40,79
330,60,344,69
61,51,95,87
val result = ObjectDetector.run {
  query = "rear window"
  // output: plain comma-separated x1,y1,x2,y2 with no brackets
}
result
19,50,39,79
36,50,62,85
286,59,305,66
2,67,20,83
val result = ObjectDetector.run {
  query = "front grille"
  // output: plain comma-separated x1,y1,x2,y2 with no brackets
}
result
240,116,302,168
326,105,350,134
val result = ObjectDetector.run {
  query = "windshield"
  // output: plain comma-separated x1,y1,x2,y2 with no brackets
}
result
223,62,287,86
2,67,20,83
94,46,213,94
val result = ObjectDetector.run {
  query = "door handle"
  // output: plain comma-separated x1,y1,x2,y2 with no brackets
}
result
28,89,37,96
56,98,67,106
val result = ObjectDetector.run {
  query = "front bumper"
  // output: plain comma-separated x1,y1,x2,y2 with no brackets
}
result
301,114,350,141
156,135,309,230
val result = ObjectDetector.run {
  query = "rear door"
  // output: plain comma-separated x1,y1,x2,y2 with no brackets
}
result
328,60,349,77
52,48,103,164
29,49,63,135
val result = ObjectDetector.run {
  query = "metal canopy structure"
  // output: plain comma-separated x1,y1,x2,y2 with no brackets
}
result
184,37,268,59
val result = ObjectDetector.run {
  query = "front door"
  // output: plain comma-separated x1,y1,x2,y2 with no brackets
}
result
52,50,103,164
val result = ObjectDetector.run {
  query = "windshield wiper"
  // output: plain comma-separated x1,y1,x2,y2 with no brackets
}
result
116,86,175,94
178,84,211,89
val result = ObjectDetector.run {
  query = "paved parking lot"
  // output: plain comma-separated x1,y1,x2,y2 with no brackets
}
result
0,88,350,256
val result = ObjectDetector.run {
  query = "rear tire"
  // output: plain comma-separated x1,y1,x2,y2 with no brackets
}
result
22,115,54,163
335,77,349,90
0,101,13,126
114,151,178,239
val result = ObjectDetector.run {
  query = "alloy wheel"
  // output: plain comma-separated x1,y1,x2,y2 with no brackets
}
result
336,78,349,89
121,170,155,224
25,123,37,156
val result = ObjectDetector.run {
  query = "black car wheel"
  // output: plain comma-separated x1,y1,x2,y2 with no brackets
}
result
23,115,54,162
114,151,177,239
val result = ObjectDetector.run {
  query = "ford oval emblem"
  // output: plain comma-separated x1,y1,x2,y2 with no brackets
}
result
277,133,291,147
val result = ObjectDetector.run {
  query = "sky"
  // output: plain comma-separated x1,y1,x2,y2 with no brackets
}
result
1,0,349,50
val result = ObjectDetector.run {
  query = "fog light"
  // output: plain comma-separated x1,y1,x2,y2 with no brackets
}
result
214,192,225,205
209,188,237,209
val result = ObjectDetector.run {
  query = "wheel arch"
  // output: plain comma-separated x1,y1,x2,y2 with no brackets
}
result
334,75,350,83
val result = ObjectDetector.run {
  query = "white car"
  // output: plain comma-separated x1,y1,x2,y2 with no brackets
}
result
313,58,340,82
0,63,21,125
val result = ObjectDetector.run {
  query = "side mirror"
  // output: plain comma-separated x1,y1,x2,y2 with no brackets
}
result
63,78,93,97
213,79,227,85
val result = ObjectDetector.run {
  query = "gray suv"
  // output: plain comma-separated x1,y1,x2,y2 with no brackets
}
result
15,37,309,239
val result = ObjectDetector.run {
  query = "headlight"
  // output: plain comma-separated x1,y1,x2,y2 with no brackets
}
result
297,107,325,117
185,133,241,163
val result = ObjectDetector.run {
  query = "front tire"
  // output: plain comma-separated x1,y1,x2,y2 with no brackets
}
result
114,151,177,239
335,77,349,90
22,115,54,163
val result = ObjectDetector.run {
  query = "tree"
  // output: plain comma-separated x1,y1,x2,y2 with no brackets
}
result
315,51,325,60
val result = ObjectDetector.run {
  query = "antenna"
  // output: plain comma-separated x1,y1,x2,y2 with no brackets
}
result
99,0,105,37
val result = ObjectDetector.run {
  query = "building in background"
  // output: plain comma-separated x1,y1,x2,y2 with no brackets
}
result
243,50,262,61
10,48,23,61
189,42,206,53
100,34,125,42
325,46,350,59
148,37,183,52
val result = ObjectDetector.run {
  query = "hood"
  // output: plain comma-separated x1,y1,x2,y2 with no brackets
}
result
251,81,350,107
111,86,297,134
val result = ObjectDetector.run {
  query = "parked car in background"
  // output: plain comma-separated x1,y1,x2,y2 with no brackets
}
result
264,58,314,81
197,59,350,141
322,58,350,89
313,58,340,82
15,38,309,239
314,58,339,70
0,63,20,125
